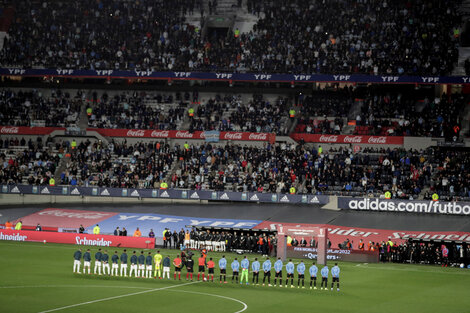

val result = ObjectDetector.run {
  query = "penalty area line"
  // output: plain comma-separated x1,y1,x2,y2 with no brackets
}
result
37,281,201,313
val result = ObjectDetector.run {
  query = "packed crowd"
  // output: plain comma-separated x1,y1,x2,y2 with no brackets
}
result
0,136,62,185
0,89,81,127
172,142,441,198
174,142,302,193
355,92,465,138
190,94,290,135
0,0,461,75
87,91,186,130
61,139,176,188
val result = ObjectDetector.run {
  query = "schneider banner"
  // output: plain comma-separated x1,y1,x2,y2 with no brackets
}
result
0,229,155,248
338,197,470,216
1,68,469,84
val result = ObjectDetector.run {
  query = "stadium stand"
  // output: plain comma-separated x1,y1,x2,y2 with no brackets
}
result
0,0,462,75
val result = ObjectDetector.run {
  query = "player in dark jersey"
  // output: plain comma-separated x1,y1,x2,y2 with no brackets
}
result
101,250,110,275
111,251,119,276
186,256,194,281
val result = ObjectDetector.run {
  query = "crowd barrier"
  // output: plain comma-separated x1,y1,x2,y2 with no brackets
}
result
1,68,468,84
3,184,470,216
0,229,155,248
0,185,330,205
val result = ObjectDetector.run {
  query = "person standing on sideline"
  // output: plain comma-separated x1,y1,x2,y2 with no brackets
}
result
186,256,194,281
154,250,163,279
130,251,138,277
120,249,128,277
207,257,215,282
252,258,260,285
162,255,171,279
94,248,102,275
73,248,82,274
285,259,295,288
231,257,240,283
297,260,306,288
78,224,85,233
309,261,318,289
219,255,227,283
114,227,120,236
15,220,22,230
240,256,249,285
83,249,91,274
331,263,340,291
274,257,283,287
111,251,119,276
173,254,182,280
320,264,329,290
93,224,100,234
197,254,206,281
138,251,145,277
262,257,272,286
102,250,110,275
145,252,153,278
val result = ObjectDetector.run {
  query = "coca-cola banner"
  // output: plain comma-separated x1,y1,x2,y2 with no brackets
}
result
290,133,404,145
0,229,155,248
88,128,275,142
0,126,65,135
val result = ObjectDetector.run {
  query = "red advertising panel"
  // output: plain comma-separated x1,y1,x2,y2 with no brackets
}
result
0,126,65,135
255,221,470,248
87,128,274,141
0,229,155,249
290,133,404,145
17,208,118,229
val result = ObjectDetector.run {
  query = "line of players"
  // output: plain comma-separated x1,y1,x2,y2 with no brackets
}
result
73,248,341,291
163,228,276,254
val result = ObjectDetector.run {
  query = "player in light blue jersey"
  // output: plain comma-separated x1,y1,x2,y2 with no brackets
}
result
297,261,306,288
273,257,283,287
251,258,260,285
219,255,227,283
262,257,272,286
285,259,295,288
331,263,340,291
231,258,240,283
309,261,318,289
320,265,329,290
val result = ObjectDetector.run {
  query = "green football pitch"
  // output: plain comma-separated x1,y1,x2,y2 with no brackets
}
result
1,241,469,313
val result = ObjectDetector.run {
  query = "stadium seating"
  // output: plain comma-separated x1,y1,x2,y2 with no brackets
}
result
0,0,462,75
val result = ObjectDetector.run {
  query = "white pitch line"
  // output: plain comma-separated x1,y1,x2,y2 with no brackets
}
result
357,265,470,275
37,281,200,313
169,289,248,313
0,285,152,290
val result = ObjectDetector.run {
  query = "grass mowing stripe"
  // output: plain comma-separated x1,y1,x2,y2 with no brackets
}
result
37,281,201,313
167,289,248,313
0,285,149,289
